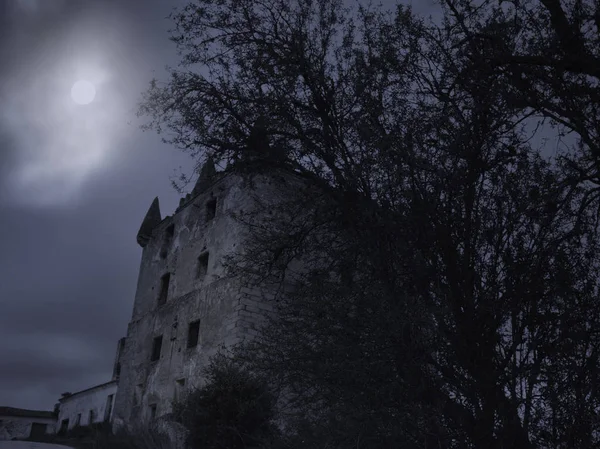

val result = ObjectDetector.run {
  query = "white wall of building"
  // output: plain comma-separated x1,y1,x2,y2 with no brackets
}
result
56,381,117,432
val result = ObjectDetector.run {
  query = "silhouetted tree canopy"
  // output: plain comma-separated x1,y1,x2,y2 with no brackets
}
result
139,1,600,447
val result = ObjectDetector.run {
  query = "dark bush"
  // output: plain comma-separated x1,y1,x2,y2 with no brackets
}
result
172,353,278,449
91,425,172,449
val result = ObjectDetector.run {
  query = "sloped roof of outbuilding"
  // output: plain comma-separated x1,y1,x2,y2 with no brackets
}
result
58,380,117,403
0,406,56,419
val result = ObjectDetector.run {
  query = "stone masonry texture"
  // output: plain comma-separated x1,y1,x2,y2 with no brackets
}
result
112,166,303,428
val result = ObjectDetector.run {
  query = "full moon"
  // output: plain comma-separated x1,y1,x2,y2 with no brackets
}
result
71,80,96,105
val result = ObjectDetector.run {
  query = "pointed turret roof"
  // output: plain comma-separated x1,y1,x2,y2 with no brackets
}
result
136,197,161,247
192,157,217,195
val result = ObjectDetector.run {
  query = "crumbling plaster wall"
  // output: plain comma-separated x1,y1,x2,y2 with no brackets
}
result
0,416,55,440
114,169,306,427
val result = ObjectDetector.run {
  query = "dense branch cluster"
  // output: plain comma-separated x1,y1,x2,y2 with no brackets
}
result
139,1,600,448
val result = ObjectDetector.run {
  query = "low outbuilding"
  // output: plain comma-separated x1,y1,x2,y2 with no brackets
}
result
55,380,117,434
0,407,56,440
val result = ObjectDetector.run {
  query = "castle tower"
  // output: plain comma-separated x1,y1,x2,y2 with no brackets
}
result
111,159,299,427
136,197,161,248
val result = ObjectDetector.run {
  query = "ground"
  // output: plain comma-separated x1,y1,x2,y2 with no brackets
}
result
0,442,72,449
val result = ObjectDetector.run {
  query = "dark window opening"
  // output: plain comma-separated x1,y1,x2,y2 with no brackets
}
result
115,363,121,379
206,199,217,221
160,224,175,259
104,395,114,422
59,419,69,434
174,378,186,402
196,252,209,279
187,320,200,348
75,414,81,427
158,273,171,305
150,335,163,361
149,404,157,420
89,410,95,425
30,423,47,439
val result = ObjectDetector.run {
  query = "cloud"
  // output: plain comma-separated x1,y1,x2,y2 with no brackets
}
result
0,203,135,409
0,0,148,208
0,0,188,410
0,0,442,414
0,333,111,410
6,0,67,17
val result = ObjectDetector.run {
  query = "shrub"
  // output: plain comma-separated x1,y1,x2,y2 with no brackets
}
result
172,353,278,449
91,425,172,449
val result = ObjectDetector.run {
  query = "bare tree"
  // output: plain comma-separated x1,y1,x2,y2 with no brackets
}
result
438,0,600,194
138,1,600,447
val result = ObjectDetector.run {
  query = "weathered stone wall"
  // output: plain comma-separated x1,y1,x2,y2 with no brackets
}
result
56,381,117,431
130,174,248,321
235,286,277,340
113,168,307,428
155,416,188,449
0,415,56,440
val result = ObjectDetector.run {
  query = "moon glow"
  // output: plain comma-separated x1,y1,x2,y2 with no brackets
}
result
71,80,96,105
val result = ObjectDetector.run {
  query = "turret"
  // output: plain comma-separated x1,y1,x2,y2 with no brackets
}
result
245,115,270,160
233,116,288,168
192,157,217,196
136,197,161,247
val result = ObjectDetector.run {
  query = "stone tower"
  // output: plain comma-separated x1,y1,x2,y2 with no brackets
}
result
111,159,294,428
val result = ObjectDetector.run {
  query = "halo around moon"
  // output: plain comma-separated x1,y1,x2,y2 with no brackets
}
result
71,80,96,105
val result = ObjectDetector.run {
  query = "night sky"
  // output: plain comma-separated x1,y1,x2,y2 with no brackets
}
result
0,0,438,411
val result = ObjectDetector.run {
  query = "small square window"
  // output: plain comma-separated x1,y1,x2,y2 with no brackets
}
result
187,320,200,348
158,273,171,305
206,199,217,221
150,335,163,361
174,378,186,402
197,252,209,279
149,404,157,420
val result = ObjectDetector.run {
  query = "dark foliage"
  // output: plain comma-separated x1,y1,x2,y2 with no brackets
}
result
138,0,600,447
90,426,172,449
172,353,278,449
